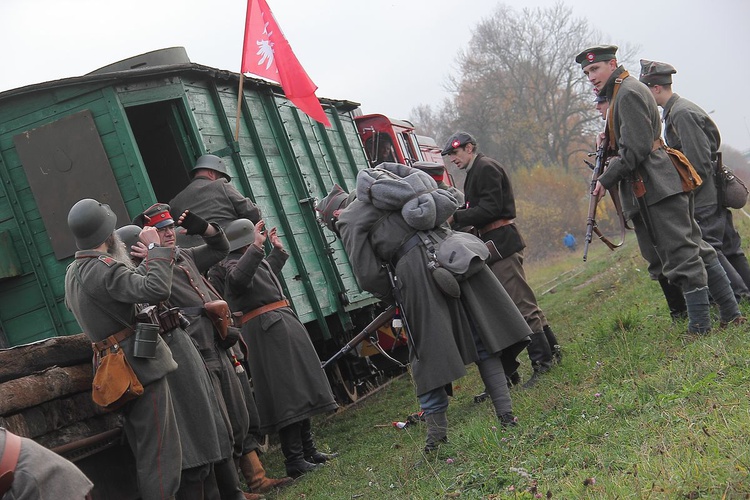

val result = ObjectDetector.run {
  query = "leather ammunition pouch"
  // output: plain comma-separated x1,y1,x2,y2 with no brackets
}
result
205,300,239,349
91,328,144,411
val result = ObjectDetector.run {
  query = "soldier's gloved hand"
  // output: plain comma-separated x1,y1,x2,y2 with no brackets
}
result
178,210,209,235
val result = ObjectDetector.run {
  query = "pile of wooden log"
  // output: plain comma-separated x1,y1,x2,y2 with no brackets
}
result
0,333,123,457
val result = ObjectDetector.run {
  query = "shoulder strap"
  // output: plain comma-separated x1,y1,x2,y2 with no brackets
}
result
606,70,630,148
0,429,22,496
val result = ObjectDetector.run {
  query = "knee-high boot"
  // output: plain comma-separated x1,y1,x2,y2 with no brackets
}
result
658,275,687,321
542,325,562,364
239,450,292,494
423,411,448,453
213,458,258,500
706,261,742,323
279,422,320,478
727,253,750,292
477,356,517,427
300,418,338,464
684,286,712,334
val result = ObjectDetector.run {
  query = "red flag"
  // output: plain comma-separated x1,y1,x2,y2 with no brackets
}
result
241,0,331,127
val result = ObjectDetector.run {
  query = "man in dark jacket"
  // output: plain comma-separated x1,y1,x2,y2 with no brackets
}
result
64,198,181,500
443,132,562,388
639,59,750,304
577,45,743,333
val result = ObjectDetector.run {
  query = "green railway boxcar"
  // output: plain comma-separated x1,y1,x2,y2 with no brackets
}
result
0,47,380,353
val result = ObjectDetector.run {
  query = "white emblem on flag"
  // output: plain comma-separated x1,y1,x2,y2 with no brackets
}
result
255,20,275,70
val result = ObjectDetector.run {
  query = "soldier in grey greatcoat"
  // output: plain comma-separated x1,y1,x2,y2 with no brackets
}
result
577,45,743,333
319,165,531,453
213,219,338,479
64,198,181,500
1,427,93,499
116,224,235,500
132,204,254,500
639,59,750,304
169,154,261,248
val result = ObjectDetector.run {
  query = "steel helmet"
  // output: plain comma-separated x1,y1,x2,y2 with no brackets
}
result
115,224,143,252
225,218,256,251
67,198,117,250
191,154,231,180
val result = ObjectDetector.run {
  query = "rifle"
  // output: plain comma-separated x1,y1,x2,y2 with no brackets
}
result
384,263,419,360
321,305,406,369
583,134,629,261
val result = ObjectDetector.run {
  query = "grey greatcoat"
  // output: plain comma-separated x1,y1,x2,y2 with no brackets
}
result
170,177,261,247
597,66,716,291
64,247,181,500
1,428,93,499
219,245,338,435
337,199,532,396
167,230,250,458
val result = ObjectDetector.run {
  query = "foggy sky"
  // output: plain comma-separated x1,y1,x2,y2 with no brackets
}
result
2,0,748,152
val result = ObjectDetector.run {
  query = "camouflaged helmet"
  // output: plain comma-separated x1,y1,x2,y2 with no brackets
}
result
115,224,143,251
191,154,231,180
224,218,255,252
67,198,117,250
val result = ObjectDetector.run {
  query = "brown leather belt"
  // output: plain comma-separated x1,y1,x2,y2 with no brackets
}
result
92,326,134,353
479,218,514,236
0,429,22,495
238,299,290,326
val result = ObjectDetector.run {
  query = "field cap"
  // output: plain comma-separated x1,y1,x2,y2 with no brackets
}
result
639,59,677,86
575,45,618,68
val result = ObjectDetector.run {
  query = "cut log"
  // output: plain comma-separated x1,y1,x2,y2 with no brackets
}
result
36,413,123,451
0,333,91,383
0,364,92,416
0,391,106,438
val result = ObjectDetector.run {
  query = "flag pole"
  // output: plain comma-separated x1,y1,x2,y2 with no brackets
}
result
234,73,245,142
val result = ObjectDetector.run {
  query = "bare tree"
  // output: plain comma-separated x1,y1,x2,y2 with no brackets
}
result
411,3,639,171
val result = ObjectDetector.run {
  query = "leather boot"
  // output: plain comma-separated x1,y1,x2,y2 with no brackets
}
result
684,286,711,334
477,356,513,417
176,465,210,500
542,325,562,364
279,422,321,478
212,458,253,500
727,253,750,290
717,253,750,302
705,261,742,323
424,412,448,453
300,418,338,464
239,450,292,494
658,275,688,321
525,331,553,371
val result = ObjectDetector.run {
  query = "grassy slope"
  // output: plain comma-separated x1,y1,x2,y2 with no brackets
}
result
262,223,750,499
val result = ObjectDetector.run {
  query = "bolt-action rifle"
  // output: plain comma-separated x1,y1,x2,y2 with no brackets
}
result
583,134,629,262
321,305,406,369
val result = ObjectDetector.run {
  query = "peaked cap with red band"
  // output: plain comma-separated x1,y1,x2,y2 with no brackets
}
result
575,45,618,69
132,203,175,229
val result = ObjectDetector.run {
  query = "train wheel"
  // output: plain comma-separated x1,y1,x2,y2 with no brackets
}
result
331,363,359,404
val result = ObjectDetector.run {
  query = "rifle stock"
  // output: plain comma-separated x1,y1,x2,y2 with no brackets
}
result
321,306,396,369
583,135,609,262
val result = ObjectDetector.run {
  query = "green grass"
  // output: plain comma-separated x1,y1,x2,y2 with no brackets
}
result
259,232,750,499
